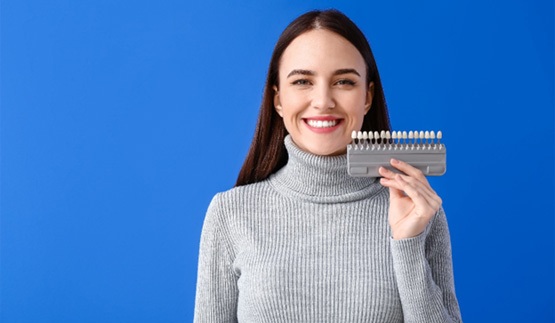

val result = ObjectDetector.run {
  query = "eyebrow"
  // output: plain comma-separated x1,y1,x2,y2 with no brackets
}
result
286,68,361,78
334,68,361,77
287,69,314,78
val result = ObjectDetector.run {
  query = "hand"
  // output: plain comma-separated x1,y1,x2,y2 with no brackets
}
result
379,158,442,240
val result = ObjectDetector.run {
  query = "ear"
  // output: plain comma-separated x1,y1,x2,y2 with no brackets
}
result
273,86,283,117
365,82,374,115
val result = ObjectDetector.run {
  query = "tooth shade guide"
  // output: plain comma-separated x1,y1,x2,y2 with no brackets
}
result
348,130,445,151
347,129,446,177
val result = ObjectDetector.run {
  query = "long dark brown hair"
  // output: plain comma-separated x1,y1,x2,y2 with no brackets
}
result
236,9,391,187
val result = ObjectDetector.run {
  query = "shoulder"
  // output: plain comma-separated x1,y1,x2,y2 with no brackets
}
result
206,179,274,220
211,180,274,206
202,180,274,246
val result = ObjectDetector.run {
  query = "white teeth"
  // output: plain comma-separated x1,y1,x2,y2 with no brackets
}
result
306,119,338,128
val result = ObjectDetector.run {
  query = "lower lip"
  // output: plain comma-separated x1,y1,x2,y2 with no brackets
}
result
303,119,343,133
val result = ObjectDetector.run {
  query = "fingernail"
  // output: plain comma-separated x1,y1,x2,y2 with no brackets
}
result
391,158,399,164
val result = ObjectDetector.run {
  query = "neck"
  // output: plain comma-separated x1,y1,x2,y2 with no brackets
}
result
269,135,381,203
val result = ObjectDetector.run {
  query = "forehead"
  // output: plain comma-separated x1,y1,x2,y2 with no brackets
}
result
279,29,366,75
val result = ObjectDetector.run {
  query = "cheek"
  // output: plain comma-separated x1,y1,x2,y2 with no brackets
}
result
344,97,368,120
278,93,306,116
281,88,299,102
349,112,366,130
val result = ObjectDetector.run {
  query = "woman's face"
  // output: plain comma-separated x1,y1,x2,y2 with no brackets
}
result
274,29,373,156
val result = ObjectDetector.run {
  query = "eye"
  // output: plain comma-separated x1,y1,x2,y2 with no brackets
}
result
291,79,312,86
335,79,357,86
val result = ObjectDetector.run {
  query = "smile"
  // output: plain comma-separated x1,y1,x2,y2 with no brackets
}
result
305,119,341,128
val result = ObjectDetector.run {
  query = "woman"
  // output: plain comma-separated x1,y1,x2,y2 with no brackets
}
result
194,9,462,323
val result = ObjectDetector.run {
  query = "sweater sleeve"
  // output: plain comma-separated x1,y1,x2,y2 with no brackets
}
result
389,207,462,323
194,194,239,323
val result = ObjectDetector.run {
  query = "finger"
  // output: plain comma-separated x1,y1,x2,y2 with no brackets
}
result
392,174,437,212
378,166,399,180
389,158,429,186
381,175,432,205
393,173,442,207
380,176,404,190
390,160,443,208
380,177,405,199
381,168,442,209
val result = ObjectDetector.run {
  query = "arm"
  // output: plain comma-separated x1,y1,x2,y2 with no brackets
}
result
379,159,462,322
390,208,462,323
194,194,238,323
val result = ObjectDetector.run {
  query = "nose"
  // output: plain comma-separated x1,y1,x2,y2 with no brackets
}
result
312,85,335,110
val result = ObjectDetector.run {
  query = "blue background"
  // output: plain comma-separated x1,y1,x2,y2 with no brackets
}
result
1,0,553,322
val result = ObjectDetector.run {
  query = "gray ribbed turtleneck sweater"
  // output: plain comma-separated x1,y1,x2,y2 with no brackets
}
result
194,136,461,322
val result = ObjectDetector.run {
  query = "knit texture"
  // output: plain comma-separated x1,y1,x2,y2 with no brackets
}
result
194,135,462,323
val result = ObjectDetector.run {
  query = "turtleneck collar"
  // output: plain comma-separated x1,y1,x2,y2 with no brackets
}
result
269,135,383,203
